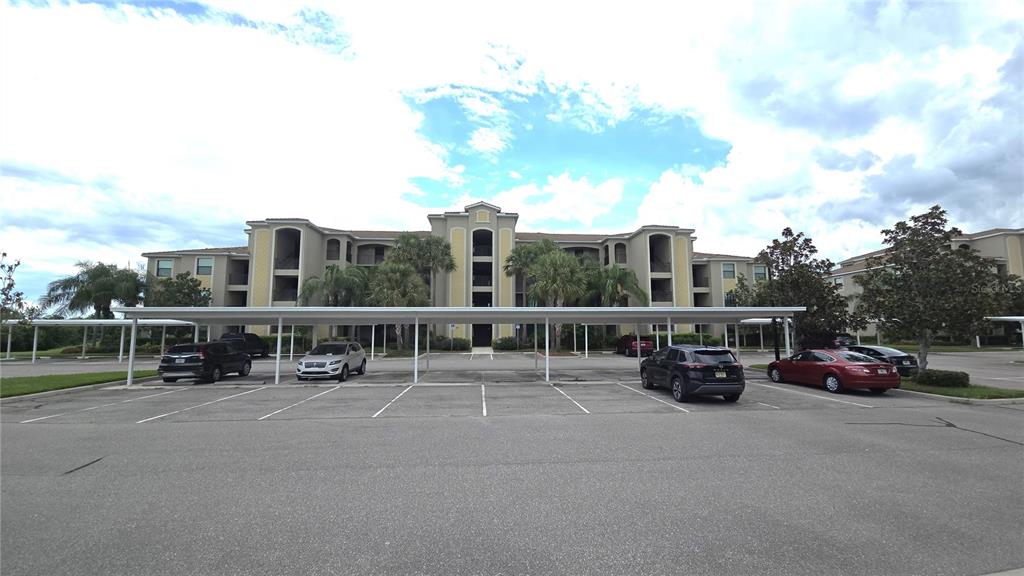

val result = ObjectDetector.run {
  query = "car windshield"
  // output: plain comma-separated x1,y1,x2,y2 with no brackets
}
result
693,350,736,364
309,344,346,355
867,346,905,356
167,344,200,354
837,351,879,363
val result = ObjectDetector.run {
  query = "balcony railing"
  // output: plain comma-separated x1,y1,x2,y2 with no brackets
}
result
472,276,493,287
272,289,298,301
228,273,249,285
693,276,709,288
274,256,299,270
651,290,673,303
650,260,672,273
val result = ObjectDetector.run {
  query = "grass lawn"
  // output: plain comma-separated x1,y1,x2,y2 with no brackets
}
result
899,379,1024,400
749,364,769,370
0,371,159,398
884,344,1018,353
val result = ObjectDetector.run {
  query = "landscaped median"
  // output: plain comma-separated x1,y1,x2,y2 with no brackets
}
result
898,379,1024,400
0,371,159,398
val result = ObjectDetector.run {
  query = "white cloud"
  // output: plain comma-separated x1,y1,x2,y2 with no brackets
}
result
452,173,624,229
467,127,509,155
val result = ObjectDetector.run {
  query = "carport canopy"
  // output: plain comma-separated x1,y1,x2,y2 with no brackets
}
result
3,318,197,363
986,316,1024,351
113,306,806,385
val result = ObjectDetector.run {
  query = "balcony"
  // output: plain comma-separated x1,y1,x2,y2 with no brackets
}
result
272,288,298,301
228,273,249,286
650,260,672,273
472,245,493,258
651,290,673,303
274,256,299,270
472,275,493,287
693,276,709,288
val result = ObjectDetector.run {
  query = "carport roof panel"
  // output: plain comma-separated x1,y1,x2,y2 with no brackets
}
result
2,319,197,327
112,306,805,325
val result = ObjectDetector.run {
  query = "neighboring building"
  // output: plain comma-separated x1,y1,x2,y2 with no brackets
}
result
143,202,769,344
828,227,1024,337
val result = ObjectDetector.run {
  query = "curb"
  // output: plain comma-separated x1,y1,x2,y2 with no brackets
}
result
0,375,164,402
892,388,1024,405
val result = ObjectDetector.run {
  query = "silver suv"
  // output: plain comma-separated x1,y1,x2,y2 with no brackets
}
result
296,341,366,382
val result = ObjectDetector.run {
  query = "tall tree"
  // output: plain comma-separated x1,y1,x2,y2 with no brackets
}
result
587,265,649,307
146,272,212,307
1,253,28,350
732,228,862,349
528,250,586,349
855,205,1001,370
40,261,144,318
366,261,428,348
299,265,369,307
387,233,455,305
503,239,559,306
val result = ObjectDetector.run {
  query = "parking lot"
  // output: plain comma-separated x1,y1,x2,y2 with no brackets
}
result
2,353,1022,576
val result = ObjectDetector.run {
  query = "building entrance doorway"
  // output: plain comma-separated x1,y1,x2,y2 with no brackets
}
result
472,324,492,347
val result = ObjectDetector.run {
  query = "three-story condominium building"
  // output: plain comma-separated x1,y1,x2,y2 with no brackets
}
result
144,202,771,344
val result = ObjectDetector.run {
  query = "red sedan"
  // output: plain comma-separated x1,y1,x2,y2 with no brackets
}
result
767,349,901,394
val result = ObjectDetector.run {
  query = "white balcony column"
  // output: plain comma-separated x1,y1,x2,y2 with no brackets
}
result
126,318,138,386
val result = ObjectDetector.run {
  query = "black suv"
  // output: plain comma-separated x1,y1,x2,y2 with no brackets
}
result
220,332,269,358
639,345,745,403
159,341,252,383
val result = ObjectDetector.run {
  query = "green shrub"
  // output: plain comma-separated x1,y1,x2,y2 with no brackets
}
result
492,336,520,351
914,369,969,388
430,336,472,351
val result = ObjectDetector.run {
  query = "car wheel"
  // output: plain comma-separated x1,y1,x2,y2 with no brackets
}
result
671,376,688,402
357,359,366,375
338,365,349,383
824,373,843,393
239,361,251,377
868,388,887,395
640,369,652,389
769,368,783,383
209,366,222,383
723,394,741,403
162,377,178,383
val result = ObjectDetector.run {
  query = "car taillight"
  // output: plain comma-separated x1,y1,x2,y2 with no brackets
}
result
846,366,872,374
683,363,708,369
198,350,205,360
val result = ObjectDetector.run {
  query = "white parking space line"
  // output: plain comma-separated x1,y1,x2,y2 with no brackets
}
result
20,388,186,423
551,384,590,414
137,387,267,423
257,385,340,421
481,384,487,416
372,385,413,418
753,383,874,408
757,402,781,410
616,383,690,413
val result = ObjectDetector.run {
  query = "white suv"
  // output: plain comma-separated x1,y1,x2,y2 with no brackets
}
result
296,341,366,382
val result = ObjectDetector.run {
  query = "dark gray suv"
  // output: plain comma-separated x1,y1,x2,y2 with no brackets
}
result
639,345,745,403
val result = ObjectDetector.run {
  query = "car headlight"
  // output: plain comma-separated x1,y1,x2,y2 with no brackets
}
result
328,359,342,365
296,361,304,367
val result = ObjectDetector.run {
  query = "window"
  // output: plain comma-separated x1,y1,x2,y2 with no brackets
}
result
753,265,767,281
156,259,173,278
326,239,341,261
722,262,735,279
196,257,213,276
834,277,845,287
667,349,681,362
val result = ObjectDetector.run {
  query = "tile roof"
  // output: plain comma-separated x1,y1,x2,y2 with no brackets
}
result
143,246,249,257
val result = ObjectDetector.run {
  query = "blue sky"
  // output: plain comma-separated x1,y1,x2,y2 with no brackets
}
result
0,0,1021,307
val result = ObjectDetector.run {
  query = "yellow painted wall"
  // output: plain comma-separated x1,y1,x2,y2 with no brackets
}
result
251,229,272,307
1007,236,1024,277
449,227,467,338
722,277,738,295
673,236,692,307
497,228,514,337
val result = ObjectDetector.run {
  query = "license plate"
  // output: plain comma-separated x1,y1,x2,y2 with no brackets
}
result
175,358,185,364
901,360,910,365
877,368,887,374
715,371,727,378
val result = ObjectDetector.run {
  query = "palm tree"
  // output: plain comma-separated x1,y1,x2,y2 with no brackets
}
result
300,265,370,338
528,250,586,350
592,265,649,307
40,261,144,319
503,239,559,306
367,261,428,348
387,233,455,305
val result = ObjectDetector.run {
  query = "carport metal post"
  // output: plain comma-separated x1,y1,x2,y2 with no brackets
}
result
734,323,741,364
534,323,538,372
31,326,38,363
759,325,764,351
635,325,641,371
584,324,589,359
126,318,138,386
544,317,549,382
370,325,375,360
160,326,166,356
667,317,672,346
80,327,87,359
5,324,12,359
655,327,660,350
289,327,295,361
414,317,419,384
274,318,283,385
573,324,577,354
118,326,125,362
207,326,212,342
425,324,430,371
783,317,792,356
1020,320,1024,351
193,326,199,343
382,325,386,356
723,325,729,349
